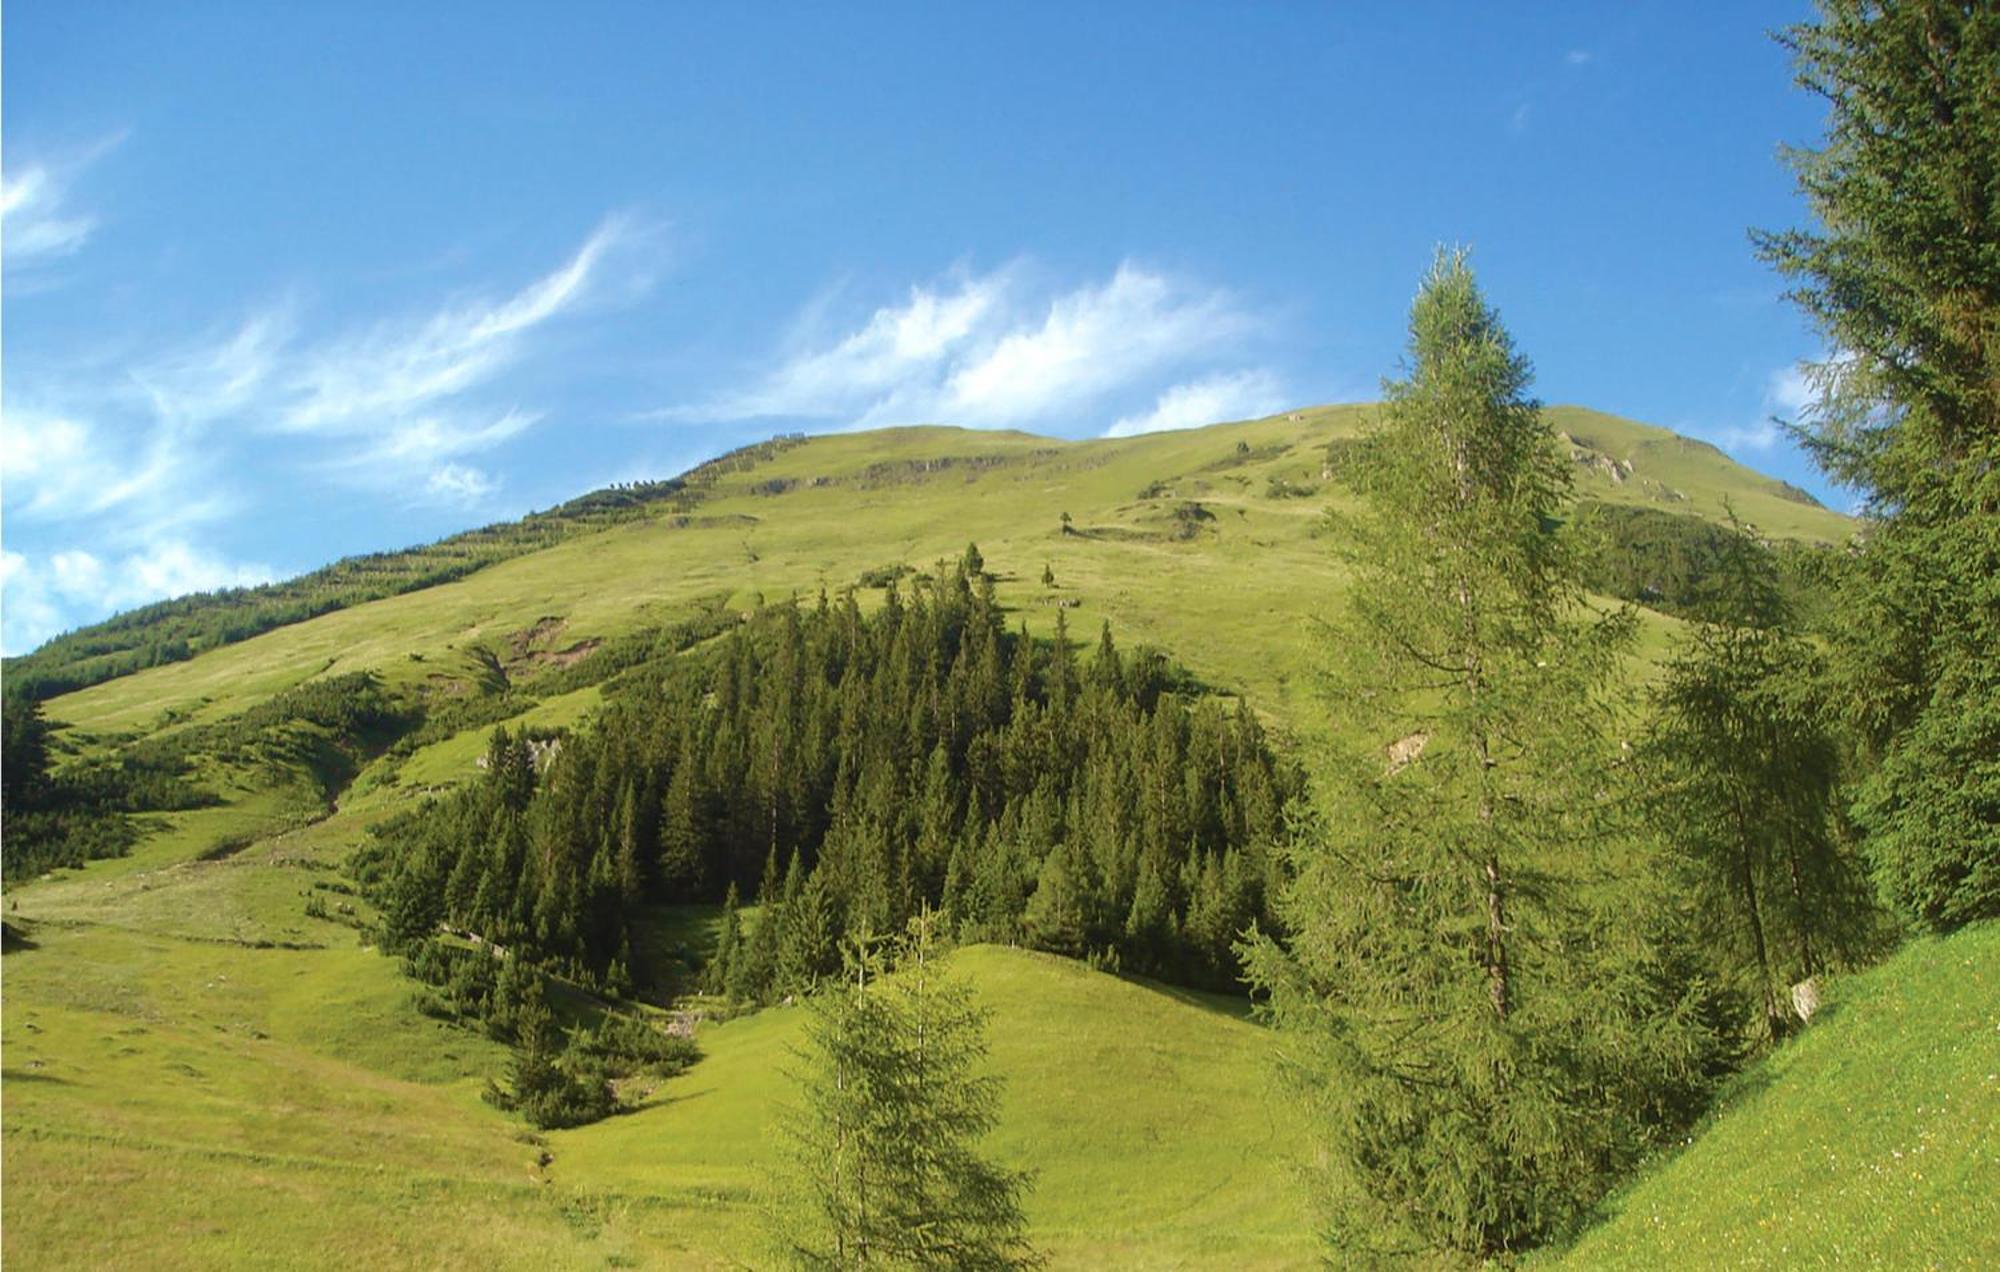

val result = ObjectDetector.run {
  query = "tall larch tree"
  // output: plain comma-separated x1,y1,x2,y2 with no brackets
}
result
1243,250,1717,1259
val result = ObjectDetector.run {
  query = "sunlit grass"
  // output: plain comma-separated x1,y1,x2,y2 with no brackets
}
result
3,407,1870,1268
1547,922,2000,1268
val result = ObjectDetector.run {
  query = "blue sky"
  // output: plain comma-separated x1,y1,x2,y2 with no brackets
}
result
3,2,1836,655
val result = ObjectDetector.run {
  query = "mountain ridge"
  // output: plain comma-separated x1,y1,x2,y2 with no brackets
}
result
22,403,1849,744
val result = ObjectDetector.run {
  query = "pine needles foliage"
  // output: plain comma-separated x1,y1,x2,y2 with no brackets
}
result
771,911,1039,1270
1242,251,1732,1259
1755,0,2000,930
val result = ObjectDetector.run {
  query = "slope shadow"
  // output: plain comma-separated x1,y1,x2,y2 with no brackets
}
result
1111,968,1258,1023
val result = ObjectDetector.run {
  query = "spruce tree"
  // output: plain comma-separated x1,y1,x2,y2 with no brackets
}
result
1755,1,2000,929
1022,845,1089,958
1242,251,1710,1258
659,751,708,897
772,912,1038,1269
738,848,785,1002
707,882,744,996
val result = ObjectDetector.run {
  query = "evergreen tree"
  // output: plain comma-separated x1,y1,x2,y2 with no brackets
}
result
486,725,535,812
738,848,785,1002
1122,854,1175,976
1,692,52,812
1755,1,2000,929
1642,529,1879,1037
1242,251,1717,1258
659,746,710,897
707,882,744,995
1021,844,1089,958
380,838,449,951
772,913,1038,1269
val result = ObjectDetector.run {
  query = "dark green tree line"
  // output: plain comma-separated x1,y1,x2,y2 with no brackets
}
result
367,553,1294,1000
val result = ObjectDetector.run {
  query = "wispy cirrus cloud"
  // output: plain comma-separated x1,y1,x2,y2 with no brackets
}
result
1106,369,1288,438
1717,361,1817,452
278,218,640,491
3,210,658,652
426,463,500,503
698,268,1013,423
285,221,625,436
660,261,1275,435
1,166,95,262
1,134,123,274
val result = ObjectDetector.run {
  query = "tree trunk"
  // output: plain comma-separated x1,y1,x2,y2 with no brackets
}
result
1477,729,1509,1021
1485,848,1510,1021
1785,842,1819,978
1739,841,1781,1036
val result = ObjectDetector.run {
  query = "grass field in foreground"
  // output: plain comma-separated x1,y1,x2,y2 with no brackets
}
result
3,907,1312,1268
553,944,1312,1268
1548,921,2000,1269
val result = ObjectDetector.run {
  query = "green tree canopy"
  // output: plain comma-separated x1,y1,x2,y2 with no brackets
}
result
772,912,1039,1269
1243,251,1726,1259
1755,0,2000,929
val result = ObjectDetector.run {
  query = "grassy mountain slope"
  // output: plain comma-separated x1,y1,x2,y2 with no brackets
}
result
3,404,1866,1268
35,404,1850,745
551,945,1310,1267
3,886,1309,1268
1549,921,2000,1268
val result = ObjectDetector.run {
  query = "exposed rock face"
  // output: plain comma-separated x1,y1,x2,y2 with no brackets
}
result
1557,432,1635,484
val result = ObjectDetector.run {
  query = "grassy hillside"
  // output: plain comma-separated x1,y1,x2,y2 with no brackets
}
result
1550,921,2000,1268
32,404,1851,745
3,886,1310,1268
2,405,1869,1268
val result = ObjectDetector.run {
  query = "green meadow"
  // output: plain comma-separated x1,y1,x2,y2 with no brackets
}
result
14,407,1976,1270
1545,922,2000,1268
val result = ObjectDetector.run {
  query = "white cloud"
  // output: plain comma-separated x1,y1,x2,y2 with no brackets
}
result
666,261,1265,434
1509,103,1534,135
2,135,124,272
1720,362,1817,452
723,270,1010,420
1105,369,1287,438
1,165,96,264
426,463,499,503
134,311,291,427
1,541,272,655
5,221,633,523
360,410,538,472
937,265,1254,426
3,214,652,648
0,404,218,529
282,220,627,466
1566,49,1595,66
